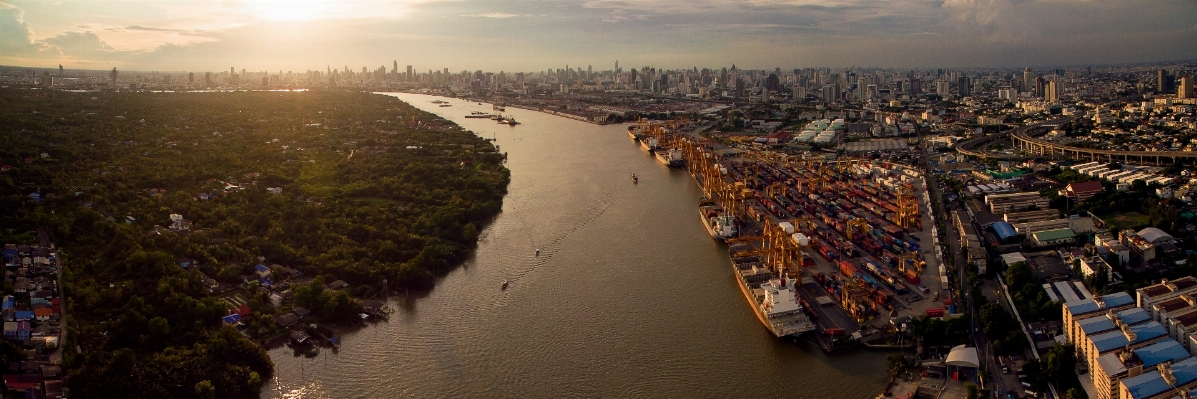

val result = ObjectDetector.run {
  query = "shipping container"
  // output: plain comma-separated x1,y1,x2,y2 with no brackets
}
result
904,269,921,285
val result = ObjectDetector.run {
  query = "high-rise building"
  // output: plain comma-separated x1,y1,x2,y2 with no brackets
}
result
957,76,972,97
58,64,63,77
393,60,397,75
936,81,949,96
821,85,835,104
1035,76,1046,97
406,65,413,81
1159,69,1175,94
1023,67,1033,93
110,67,118,89
1045,80,1059,103
1180,75,1194,99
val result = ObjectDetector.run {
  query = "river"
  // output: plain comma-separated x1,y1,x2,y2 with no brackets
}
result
264,92,887,399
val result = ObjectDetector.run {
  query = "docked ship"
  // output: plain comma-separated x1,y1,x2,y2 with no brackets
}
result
627,126,641,141
699,200,736,241
730,254,816,338
465,111,492,118
639,136,659,152
655,148,685,168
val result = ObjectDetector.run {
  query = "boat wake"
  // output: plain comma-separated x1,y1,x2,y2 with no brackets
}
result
503,192,616,285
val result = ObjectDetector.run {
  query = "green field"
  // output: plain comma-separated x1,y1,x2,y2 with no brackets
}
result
1097,211,1151,231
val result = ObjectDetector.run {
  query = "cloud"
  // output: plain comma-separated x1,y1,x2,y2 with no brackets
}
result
462,12,521,18
0,4,54,56
41,31,116,61
125,25,191,33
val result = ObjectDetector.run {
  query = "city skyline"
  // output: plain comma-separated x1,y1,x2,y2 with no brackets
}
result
2,0,1197,73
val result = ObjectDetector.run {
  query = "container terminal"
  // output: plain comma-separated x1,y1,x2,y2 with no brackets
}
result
632,119,948,352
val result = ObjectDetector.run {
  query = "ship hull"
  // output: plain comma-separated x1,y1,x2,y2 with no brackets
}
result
699,208,727,243
736,272,787,338
655,152,685,168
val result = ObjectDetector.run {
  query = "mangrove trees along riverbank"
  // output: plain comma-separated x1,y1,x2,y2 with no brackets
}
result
0,89,509,397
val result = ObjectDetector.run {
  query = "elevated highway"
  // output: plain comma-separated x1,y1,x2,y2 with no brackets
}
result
1010,122,1197,165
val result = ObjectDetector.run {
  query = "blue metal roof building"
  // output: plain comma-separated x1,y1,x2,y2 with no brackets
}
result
1091,321,1169,354
1121,357,1197,399
1067,292,1135,316
1099,339,1192,378
993,221,1018,241
1079,307,1152,336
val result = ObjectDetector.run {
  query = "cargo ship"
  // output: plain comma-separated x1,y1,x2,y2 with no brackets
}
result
654,148,685,167
639,136,659,152
465,111,492,118
730,254,816,338
627,126,641,141
699,200,737,241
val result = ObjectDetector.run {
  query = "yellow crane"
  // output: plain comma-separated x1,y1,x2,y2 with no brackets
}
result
897,184,921,230
897,252,925,273
846,217,870,241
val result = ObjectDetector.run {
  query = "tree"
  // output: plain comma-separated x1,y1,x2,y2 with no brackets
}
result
248,371,262,393
194,380,215,399
964,382,979,399
1005,261,1032,287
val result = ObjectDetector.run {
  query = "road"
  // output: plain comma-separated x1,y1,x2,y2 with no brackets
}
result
914,124,1015,397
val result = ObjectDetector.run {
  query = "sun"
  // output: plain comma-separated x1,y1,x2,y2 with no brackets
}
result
241,0,334,22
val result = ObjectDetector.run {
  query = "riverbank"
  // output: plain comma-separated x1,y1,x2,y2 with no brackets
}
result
265,93,889,399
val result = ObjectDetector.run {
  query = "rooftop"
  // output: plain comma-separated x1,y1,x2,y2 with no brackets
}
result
1121,357,1197,399
1091,321,1168,353
1067,292,1135,316
1033,228,1077,242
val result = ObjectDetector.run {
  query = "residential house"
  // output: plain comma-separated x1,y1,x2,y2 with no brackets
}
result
3,322,16,339
221,314,241,326
15,311,33,321
254,264,271,279
327,280,348,290
274,312,299,327
1065,181,1105,201
17,321,30,340
292,307,311,319
33,309,50,321
14,278,30,293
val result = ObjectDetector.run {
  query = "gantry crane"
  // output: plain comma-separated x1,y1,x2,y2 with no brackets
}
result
846,217,870,241
897,184,921,230
897,252,925,273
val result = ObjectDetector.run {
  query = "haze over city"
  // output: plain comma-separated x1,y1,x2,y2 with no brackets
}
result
3,0,1197,72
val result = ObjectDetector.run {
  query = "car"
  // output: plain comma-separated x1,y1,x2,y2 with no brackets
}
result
1002,366,1010,374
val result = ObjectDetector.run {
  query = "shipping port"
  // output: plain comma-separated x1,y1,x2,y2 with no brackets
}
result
632,118,948,352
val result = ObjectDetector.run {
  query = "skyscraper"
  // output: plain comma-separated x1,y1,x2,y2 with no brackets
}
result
110,67,118,89
1159,69,1175,94
406,65,413,81
957,76,972,97
1023,67,1033,93
1045,80,1059,103
1180,75,1194,99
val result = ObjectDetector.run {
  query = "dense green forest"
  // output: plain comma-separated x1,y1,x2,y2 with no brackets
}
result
0,89,509,397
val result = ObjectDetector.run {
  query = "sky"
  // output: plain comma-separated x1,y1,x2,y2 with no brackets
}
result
2,0,1196,73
